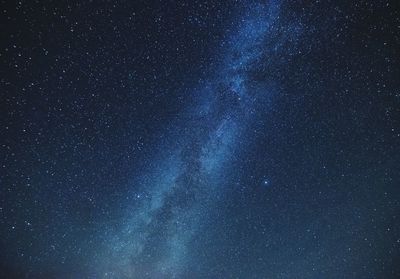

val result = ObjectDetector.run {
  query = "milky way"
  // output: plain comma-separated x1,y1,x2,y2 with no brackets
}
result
92,2,298,277
2,1,399,278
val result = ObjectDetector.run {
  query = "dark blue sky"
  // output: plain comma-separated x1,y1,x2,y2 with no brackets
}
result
1,1,399,278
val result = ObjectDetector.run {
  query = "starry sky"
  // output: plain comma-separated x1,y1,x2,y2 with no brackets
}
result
1,0,400,278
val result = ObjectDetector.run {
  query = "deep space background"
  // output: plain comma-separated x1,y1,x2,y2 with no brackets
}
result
1,0,400,278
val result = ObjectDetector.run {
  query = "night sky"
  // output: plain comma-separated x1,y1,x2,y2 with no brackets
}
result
1,0,400,278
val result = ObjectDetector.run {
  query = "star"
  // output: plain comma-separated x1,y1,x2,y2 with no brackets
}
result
262,179,270,187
